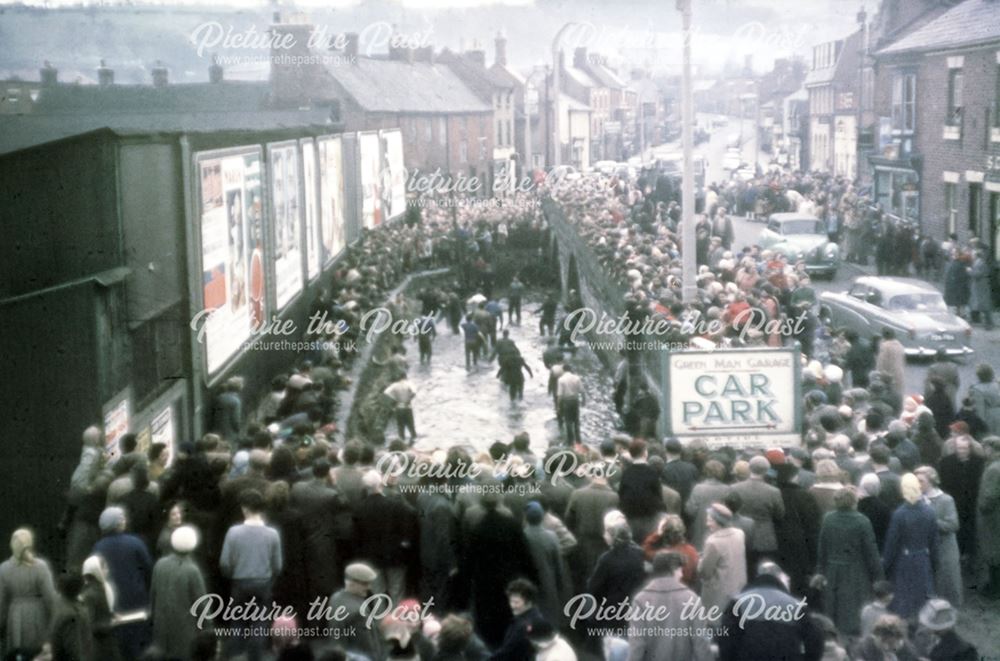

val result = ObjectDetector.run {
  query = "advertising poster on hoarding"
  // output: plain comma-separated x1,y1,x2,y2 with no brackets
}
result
197,148,264,375
662,347,801,448
150,405,175,466
269,143,303,309
301,140,320,280
359,131,382,229
102,391,131,463
318,136,346,263
381,129,406,220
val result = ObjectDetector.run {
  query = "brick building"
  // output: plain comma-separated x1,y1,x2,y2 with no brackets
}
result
439,40,517,191
870,0,1000,257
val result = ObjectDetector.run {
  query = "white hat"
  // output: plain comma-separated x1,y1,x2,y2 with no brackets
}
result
824,364,844,383
171,525,199,554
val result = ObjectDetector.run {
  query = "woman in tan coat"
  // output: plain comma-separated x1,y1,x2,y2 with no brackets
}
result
698,503,747,615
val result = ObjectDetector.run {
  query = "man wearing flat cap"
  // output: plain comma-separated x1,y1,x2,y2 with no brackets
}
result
328,561,382,659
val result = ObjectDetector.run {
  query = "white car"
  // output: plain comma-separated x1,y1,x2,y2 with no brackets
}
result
722,148,743,171
593,160,618,176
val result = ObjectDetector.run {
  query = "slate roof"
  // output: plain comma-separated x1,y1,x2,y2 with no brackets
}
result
0,108,334,156
585,62,627,90
878,0,1000,55
326,56,491,114
31,81,273,115
490,63,525,87
438,50,514,104
564,66,598,88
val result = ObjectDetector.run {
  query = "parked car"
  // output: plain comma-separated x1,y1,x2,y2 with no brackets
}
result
722,148,743,171
593,160,618,176
758,213,839,278
819,276,973,359
547,165,581,183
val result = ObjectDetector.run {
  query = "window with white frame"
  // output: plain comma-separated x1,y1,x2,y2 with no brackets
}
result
947,68,963,126
892,73,916,133
945,182,957,235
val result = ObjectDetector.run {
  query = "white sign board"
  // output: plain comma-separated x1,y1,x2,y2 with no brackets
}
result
662,348,802,448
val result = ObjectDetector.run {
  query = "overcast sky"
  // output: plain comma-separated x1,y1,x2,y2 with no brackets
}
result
0,0,880,79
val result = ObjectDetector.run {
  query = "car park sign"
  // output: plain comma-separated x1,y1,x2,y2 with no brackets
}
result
661,347,802,448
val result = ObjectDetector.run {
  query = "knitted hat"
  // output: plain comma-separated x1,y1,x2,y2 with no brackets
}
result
171,525,199,554
524,501,544,525
98,507,126,534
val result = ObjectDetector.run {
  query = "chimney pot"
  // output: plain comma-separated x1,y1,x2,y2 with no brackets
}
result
209,53,224,83
494,31,507,67
345,32,359,60
151,61,169,87
40,60,58,87
98,59,114,87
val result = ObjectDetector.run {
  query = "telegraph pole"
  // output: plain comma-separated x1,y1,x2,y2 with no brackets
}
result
679,0,696,304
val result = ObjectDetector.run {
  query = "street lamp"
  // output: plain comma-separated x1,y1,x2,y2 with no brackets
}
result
524,64,547,174
678,0,696,304
551,22,581,168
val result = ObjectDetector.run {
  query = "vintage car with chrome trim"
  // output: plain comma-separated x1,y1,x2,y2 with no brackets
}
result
758,213,839,278
819,276,974,358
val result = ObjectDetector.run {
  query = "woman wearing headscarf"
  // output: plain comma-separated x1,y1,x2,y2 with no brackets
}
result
150,525,207,659
883,473,938,619
914,466,962,607
0,528,56,656
698,503,747,616
80,555,121,661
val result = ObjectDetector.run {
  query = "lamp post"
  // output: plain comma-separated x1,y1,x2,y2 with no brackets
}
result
551,22,580,168
524,64,547,174
679,0,696,304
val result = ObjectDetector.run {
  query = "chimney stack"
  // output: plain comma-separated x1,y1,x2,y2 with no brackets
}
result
345,33,359,60
466,49,486,67
494,30,507,67
151,61,169,87
574,47,587,68
98,59,114,87
209,53,224,83
40,61,58,87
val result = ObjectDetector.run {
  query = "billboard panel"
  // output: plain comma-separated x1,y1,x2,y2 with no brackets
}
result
661,347,802,448
318,136,346,263
268,142,304,309
197,147,265,375
359,131,382,229
380,129,406,220
301,139,321,280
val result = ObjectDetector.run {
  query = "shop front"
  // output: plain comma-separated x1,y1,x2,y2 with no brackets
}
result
871,154,921,229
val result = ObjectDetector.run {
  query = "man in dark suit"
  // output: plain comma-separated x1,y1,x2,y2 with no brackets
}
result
661,437,699,508
290,459,353,601
618,439,664,545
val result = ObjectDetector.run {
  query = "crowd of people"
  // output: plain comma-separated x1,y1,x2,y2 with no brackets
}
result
3,166,1000,661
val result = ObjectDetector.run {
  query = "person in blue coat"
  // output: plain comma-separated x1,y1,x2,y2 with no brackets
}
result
882,474,938,619
92,506,153,660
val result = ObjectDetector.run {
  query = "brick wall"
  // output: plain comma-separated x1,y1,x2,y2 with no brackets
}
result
916,48,1000,244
